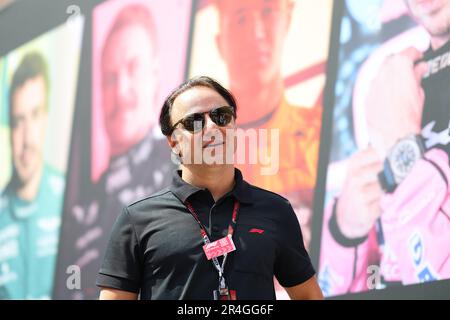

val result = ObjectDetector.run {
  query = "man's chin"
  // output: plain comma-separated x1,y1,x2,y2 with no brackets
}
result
233,72,273,91
14,169,37,188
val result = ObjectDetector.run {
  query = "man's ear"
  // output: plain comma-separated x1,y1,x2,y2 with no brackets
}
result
166,133,181,156
167,134,177,150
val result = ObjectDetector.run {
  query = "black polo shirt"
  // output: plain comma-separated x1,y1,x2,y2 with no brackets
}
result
96,168,315,300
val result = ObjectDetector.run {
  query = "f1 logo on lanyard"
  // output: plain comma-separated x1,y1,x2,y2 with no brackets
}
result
185,200,239,300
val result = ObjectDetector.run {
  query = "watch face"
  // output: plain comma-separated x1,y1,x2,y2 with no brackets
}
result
388,138,422,182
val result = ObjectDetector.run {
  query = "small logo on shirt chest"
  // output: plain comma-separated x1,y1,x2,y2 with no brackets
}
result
249,228,265,235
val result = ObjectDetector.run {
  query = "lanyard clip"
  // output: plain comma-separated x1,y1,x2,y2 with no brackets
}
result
213,286,237,300
213,287,230,300
213,275,237,300
219,275,227,290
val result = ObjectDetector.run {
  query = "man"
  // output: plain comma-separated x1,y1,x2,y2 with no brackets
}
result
96,76,324,300
69,4,172,299
0,52,64,299
319,0,450,296
215,0,323,248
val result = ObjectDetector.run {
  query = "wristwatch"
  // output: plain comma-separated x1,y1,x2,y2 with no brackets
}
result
378,134,425,193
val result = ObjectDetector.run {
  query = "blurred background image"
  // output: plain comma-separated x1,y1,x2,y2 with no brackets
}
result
0,0,449,300
0,13,83,299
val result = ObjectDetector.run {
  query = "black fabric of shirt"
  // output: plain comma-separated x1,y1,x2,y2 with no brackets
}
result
96,168,315,300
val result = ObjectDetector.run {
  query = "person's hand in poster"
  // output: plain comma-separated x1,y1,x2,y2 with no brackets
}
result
365,47,429,157
336,147,383,239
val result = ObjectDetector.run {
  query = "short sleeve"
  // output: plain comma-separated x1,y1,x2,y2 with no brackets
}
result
274,203,316,288
96,207,142,293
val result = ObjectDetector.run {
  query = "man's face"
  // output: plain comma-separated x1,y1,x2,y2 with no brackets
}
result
169,86,237,166
10,76,47,187
406,0,450,37
102,24,158,156
217,0,293,88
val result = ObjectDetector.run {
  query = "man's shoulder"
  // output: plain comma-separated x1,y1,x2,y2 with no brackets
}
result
126,187,175,211
270,99,322,130
246,183,291,208
121,187,179,225
286,104,322,125
243,183,297,226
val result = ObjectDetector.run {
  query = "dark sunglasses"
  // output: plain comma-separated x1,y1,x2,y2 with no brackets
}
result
171,106,235,133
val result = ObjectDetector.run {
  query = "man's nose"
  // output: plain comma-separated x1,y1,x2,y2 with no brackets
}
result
203,114,217,131
22,118,34,147
252,13,266,40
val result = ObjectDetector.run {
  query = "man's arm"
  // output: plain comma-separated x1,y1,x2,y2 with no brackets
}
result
96,207,143,299
284,276,324,300
379,148,450,283
99,287,138,300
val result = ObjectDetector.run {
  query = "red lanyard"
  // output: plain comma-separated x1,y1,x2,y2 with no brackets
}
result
184,200,240,296
185,200,239,244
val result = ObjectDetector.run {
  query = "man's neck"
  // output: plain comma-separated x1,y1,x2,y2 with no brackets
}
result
181,164,235,202
231,76,283,126
431,33,450,51
15,164,43,202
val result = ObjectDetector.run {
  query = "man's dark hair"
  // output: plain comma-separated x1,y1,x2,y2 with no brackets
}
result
9,51,49,119
159,76,238,136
